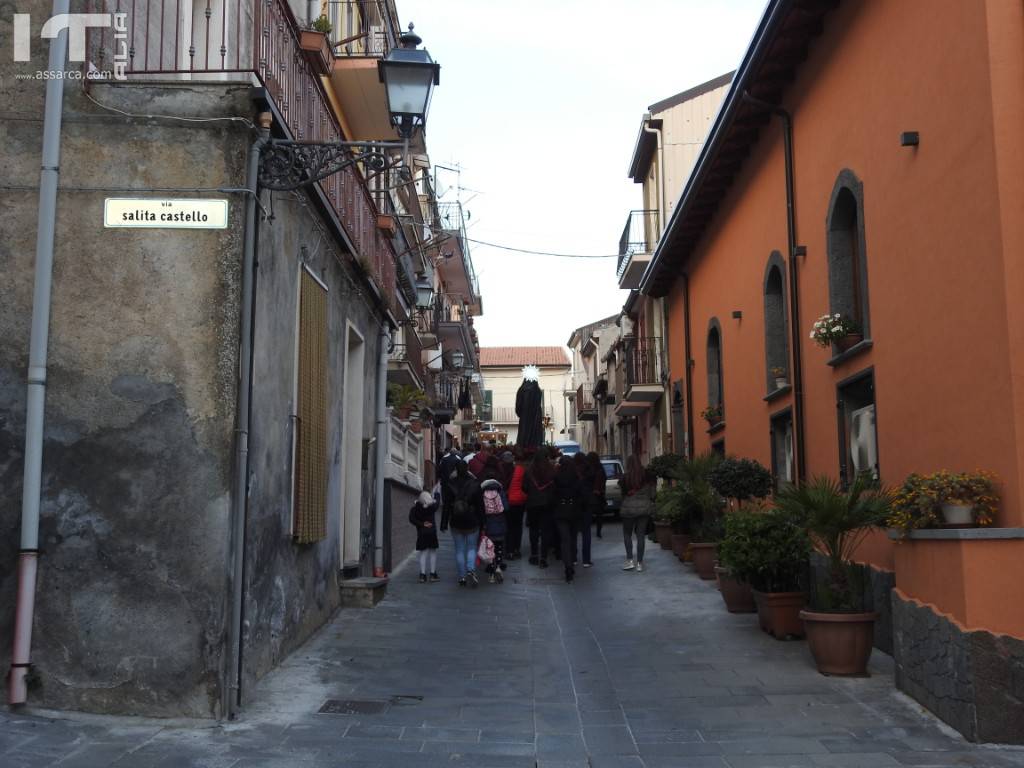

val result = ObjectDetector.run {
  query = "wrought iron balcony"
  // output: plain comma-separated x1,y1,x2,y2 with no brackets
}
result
576,384,598,422
617,210,659,290
622,336,666,405
86,0,399,309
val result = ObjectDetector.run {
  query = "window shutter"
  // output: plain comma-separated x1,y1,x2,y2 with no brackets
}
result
294,270,329,544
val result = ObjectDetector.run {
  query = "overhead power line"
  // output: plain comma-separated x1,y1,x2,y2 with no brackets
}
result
463,236,619,259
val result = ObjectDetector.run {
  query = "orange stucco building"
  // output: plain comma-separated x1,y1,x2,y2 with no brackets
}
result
641,0,1024,744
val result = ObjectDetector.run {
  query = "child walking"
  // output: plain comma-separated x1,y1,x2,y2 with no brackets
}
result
409,491,440,583
480,477,507,583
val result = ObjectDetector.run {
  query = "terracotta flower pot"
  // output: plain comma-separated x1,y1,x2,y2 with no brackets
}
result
752,590,806,639
689,542,718,580
654,522,673,550
670,533,690,561
800,610,877,675
715,566,756,613
834,333,863,354
299,30,333,75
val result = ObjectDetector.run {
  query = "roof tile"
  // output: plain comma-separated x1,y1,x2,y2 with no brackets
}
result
479,346,570,368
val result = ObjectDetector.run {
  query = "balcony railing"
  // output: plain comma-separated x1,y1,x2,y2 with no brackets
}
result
86,0,397,309
576,384,597,421
327,1,398,58
388,336,424,386
617,209,659,279
624,337,666,389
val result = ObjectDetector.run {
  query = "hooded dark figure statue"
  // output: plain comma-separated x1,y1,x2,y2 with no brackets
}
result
515,378,544,449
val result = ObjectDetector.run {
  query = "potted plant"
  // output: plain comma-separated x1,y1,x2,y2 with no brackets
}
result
700,404,724,428
889,470,998,534
738,509,811,639
771,366,788,390
387,383,425,420
776,474,893,675
653,483,684,553
676,452,725,578
709,458,774,607
299,15,334,75
649,453,685,550
716,508,766,613
810,313,862,354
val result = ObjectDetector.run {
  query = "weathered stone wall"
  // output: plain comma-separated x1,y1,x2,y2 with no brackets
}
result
386,481,419,572
240,191,385,697
0,72,254,715
893,591,1024,745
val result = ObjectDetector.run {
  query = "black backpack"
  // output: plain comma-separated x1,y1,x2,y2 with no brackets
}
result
450,483,477,529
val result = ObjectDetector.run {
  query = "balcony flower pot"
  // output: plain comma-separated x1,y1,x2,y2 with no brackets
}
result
715,566,756,613
940,503,974,527
299,30,334,75
689,542,717,580
670,533,690,561
834,333,863,354
376,214,397,236
752,590,807,639
799,610,877,675
654,521,673,550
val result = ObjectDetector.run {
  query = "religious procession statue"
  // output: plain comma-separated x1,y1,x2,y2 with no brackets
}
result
515,365,544,450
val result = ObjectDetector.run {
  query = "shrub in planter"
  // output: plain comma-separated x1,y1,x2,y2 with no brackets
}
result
648,453,685,481
709,457,773,509
716,509,765,613
776,474,894,674
888,470,998,535
387,383,425,420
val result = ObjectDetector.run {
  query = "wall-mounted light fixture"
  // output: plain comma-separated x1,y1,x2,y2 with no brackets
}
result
731,310,742,320
901,131,920,147
794,245,807,257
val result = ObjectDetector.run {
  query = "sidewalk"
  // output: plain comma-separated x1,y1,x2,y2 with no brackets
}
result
2,531,1024,767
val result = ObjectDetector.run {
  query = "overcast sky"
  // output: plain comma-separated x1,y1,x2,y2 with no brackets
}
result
398,0,768,349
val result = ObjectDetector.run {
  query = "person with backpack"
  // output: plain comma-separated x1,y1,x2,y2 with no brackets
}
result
480,475,508,582
522,448,556,567
442,461,483,587
619,455,656,572
409,491,441,583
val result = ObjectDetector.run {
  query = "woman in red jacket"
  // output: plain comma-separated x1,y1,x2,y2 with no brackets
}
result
505,450,527,560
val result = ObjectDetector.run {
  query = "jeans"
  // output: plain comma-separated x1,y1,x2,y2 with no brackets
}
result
622,515,650,562
451,529,478,579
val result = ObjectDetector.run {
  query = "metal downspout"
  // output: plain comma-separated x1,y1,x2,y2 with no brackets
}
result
226,112,272,719
743,92,805,484
683,274,695,460
9,0,70,706
373,328,391,576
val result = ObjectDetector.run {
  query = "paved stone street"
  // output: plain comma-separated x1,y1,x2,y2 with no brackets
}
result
2,532,1023,768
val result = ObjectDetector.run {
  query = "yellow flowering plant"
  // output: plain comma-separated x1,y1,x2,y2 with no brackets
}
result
889,470,998,534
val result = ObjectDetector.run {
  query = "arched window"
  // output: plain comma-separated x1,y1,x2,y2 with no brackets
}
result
706,318,724,413
827,170,870,338
763,252,788,392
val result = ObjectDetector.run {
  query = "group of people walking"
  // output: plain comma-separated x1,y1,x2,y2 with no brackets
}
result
409,445,658,585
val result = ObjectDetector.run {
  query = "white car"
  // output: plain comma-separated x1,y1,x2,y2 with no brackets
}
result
600,457,624,518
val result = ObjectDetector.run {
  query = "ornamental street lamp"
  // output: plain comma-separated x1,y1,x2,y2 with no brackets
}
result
378,24,441,140
414,275,435,312
259,24,440,191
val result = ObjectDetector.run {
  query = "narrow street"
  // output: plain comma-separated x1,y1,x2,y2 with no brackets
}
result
2,534,1023,768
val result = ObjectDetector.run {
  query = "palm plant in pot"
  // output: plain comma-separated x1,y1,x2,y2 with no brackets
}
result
678,452,725,578
654,483,693,561
387,383,425,421
775,473,893,674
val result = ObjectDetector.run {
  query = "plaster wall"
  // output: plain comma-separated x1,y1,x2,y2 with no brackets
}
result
665,0,1022,603
0,79,253,715
241,192,384,696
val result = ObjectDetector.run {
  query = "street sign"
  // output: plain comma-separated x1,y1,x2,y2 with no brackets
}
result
103,198,229,229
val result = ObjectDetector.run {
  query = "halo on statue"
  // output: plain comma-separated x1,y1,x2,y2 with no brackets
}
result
521,364,540,382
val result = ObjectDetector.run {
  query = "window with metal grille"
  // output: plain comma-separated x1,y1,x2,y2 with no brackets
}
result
293,269,329,544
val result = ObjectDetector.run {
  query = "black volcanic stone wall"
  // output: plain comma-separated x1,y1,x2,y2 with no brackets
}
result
893,591,1024,745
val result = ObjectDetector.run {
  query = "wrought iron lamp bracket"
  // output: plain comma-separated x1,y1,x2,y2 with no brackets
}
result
258,139,406,191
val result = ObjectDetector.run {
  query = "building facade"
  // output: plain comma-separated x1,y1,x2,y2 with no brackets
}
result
641,0,1024,743
478,348,570,446
0,0,481,718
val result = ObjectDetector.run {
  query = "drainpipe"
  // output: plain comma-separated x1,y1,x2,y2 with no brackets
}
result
9,0,70,707
683,274,695,459
373,326,391,576
225,111,272,719
743,92,806,484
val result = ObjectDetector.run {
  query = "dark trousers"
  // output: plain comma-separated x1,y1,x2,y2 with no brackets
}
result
528,506,554,562
556,518,578,577
580,505,592,564
622,515,650,562
507,505,525,556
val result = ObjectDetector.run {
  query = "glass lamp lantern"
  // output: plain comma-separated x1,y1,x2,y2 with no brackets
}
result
378,24,441,139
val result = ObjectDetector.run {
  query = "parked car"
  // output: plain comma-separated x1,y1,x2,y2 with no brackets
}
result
554,440,581,457
600,456,624,519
